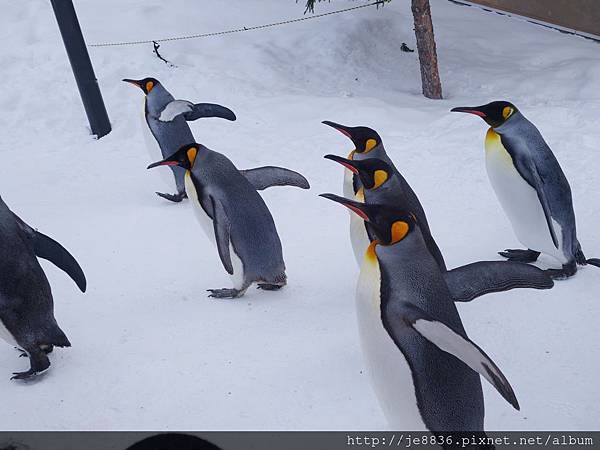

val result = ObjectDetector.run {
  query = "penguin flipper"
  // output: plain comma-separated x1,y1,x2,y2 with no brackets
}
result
505,140,559,248
444,261,553,302
159,100,236,122
184,103,236,122
13,213,87,293
239,167,310,190
210,196,234,275
386,302,520,410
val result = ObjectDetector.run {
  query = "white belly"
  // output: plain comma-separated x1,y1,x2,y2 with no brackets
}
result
356,250,427,430
350,214,370,266
343,167,355,199
185,173,245,287
142,102,172,189
485,130,566,263
185,172,215,244
0,320,17,346
344,170,370,266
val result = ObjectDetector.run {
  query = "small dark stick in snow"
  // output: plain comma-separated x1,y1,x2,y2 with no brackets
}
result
152,41,176,68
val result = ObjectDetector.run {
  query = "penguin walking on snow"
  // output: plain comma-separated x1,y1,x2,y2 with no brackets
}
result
452,101,600,279
123,77,236,203
323,156,553,302
0,196,86,380
320,194,520,431
148,143,309,298
321,121,442,268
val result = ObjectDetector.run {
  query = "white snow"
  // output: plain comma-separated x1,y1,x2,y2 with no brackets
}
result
0,0,599,431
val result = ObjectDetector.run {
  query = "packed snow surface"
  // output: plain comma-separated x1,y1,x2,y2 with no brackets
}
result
0,0,599,431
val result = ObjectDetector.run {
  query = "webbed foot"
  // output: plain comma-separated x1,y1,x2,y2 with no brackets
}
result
207,288,246,299
545,261,577,280
498,248,540,263
156,191,187,203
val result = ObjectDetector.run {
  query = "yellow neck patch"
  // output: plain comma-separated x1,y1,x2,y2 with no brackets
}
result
390,221,409,244
372,170,388,189
365,139,378,153
355,187,365,202
365,240,378,264
348,150,355,160
187,147,198,167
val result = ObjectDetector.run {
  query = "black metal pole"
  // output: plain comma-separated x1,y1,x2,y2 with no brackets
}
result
50,0,111,138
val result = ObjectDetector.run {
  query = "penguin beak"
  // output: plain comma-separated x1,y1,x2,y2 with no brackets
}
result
323,154,359,174
147,159,179,169
322,121,354,139
122,78,142,88
319,193,371,221
450,106,487,118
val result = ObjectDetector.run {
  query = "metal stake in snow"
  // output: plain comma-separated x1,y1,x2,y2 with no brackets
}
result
50,0,111,139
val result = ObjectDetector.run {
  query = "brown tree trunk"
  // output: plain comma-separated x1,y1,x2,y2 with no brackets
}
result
411,0,443,99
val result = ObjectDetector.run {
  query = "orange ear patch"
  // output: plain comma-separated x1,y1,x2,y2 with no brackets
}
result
365,139,377,152
502,106,514,120
373,170,388,189
390,221,409,244
187,147,198,166
146,81,154,93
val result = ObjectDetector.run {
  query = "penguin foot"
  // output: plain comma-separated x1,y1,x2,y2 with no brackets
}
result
11,369,41,380
498,248,540,263
155,191,187,203
11,349,50,381
545,262,577,280
257,283,284,291
207,288,246,299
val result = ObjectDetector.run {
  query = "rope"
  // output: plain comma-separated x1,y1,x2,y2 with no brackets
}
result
88,1,386,48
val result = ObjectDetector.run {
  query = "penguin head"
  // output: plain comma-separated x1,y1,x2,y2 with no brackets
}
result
147,143,199,171
322,121,382,155
319,193,416,246
122,77,161,95
324,155,392,190
451,101,519,128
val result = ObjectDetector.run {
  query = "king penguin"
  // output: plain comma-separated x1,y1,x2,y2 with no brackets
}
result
0,196,86,380
320,193,520,431
323,155,554,302
148,143,309,298
123,77,237,203
321,121,437,270
452,101,600,279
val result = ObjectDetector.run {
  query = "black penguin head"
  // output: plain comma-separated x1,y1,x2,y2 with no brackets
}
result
147,143,199,171
451,101,519,128
122,77,161,95
324,155,392,190
319,193,416,246
322,121,382,155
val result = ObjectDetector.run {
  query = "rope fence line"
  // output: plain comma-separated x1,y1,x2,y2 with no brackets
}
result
88,1,386,47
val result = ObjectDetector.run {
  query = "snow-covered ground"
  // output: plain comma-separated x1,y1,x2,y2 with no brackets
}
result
1,0,599,431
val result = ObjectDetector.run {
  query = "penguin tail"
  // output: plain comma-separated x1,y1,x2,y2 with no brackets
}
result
586,258,600,268
574,243,600,268
48,325,71,348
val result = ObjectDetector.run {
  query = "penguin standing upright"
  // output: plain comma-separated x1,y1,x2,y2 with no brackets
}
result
320,194,520,431
123,77,236,203
452,101,600,278
148,143,309,298
0,196,86,379
321,121,443,269
323,156,554,301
